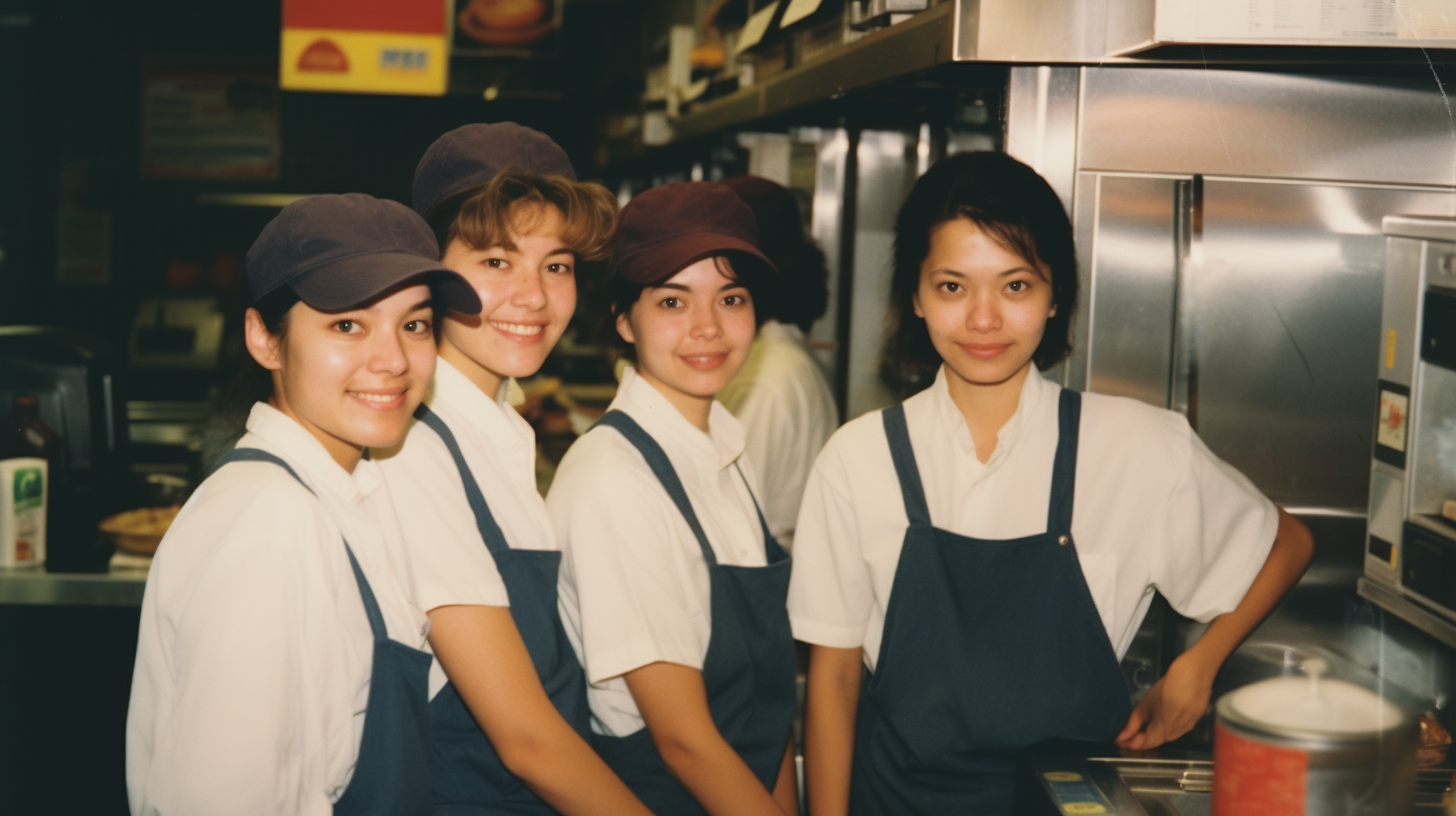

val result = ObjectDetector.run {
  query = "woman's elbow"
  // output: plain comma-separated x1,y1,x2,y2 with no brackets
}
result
492,729,561,783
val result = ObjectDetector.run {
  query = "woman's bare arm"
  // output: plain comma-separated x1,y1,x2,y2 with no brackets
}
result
804,645,862,816
625,661,792,816
428,605,655,816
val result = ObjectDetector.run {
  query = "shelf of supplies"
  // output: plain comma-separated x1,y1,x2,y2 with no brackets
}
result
670,2,954,141
0,566,147,607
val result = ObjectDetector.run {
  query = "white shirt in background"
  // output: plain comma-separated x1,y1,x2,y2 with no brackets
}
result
788,365,1279,672
127,402,430,816
549,366,768,737
718,319,839,549
374,358,557,698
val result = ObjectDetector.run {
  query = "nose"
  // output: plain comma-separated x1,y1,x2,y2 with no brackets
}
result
689,302,723,340
367,325,410,376
967,289,1000,333
511,270,548,311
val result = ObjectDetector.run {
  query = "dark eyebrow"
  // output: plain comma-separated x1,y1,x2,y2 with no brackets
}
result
719,280,747,291
647,282,690,292
545,248,575,258
408,299,434,313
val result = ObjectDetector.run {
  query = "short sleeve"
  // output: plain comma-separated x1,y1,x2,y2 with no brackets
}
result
379,424,509,611
787,442,875,649
134,487,342,816
550,436,711,684
1153,424,1280,623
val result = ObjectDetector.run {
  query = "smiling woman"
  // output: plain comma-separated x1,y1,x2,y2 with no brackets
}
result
126,193,482,816
547,182,798,816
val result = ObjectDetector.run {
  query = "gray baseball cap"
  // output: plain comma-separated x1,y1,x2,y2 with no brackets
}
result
412,122,576,218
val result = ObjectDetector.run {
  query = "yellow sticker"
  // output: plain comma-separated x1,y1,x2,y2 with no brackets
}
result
1386,328,1397,369
1063,804,1107,814
1043,772,1083,782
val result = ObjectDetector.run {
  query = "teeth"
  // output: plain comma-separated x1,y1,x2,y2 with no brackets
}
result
491,321,544,336
352,392,399,403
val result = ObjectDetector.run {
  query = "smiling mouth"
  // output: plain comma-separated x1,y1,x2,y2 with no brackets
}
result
349,391,406,410
682,353,728,371
962,343,1011,359
490,320,545,338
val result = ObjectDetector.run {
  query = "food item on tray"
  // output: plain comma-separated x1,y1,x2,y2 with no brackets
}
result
99,506,181,555
1420,711,1452,768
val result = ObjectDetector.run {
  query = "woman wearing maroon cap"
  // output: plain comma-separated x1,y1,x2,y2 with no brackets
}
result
547,182,798,816
375,125,658,816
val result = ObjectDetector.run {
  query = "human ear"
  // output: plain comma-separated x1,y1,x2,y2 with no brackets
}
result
615,309,636,346
912,292,924,319
243,308,284,372
1048,302,1058,318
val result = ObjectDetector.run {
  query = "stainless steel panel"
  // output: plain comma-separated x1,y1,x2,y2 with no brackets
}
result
845,130,918,419
1085,174,1185,407
1004,65,1081,216
1383,237,1427,389
1192,180,1454,509
1411,362,1456,518
1079,67,1456,187
807,128,852,380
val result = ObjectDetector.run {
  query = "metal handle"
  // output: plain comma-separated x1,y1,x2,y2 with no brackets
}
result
1169,176,1202,428
1178,769,1215,793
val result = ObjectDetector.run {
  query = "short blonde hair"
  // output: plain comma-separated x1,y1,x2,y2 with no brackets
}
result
428,170,617,262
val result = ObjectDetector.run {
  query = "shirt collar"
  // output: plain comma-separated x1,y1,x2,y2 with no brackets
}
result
929,364,1051,466
615,365,745,471
758,319,804,344
429,357,534,452
243,401,383,504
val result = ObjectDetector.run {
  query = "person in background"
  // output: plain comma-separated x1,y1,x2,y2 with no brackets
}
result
548,182,797,816
791,153,1315,815
374,123,656,816
716,176,838,550
127,194,483,816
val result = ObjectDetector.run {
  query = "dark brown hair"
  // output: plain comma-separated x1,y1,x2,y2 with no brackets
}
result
425,170,617,261
883,152,1078,396
602,254,774,359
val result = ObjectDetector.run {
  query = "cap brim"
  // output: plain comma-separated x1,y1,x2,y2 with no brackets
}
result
613,233,777,284
291,251,482,314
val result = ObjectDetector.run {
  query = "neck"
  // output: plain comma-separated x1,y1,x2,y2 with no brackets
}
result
438,335,505,399
267,396,363,473
635,367,714,433
943,361,1033,464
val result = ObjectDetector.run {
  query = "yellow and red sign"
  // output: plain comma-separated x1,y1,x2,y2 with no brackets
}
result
281,0,451,96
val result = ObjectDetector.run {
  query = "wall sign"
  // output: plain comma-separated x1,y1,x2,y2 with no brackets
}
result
282,0,450,96
141,61,280,180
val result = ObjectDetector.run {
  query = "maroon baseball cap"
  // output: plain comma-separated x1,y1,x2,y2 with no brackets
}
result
609,182,776,284
412,122,576,218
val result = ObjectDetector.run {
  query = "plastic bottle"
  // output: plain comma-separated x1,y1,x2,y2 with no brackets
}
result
0,397,53,567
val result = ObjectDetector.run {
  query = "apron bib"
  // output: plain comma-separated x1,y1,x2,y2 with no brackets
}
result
590,411,796,816
848,390,1131,816
217,448,434,816
414,405,592,815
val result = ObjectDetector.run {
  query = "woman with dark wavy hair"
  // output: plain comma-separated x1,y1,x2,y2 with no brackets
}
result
789,152,1313,816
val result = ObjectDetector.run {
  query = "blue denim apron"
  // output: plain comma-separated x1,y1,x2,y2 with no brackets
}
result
413,404,593,815
589,410,796,816
848,390,1131,815
217,448,433,816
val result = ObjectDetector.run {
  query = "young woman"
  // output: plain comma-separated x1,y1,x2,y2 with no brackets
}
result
547,182,798,816
375,123,655,816
127,193,482,816
790,153,1316,816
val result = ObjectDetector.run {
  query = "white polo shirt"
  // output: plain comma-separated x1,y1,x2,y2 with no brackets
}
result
127,402,430,816
374,358,557,697
787,366,1279,673
718,320,840,549
549,366,768,737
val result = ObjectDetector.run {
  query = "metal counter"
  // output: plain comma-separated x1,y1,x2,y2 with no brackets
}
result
0,566,147,607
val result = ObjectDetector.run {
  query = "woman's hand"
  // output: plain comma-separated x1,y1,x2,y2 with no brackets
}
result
1115,652,1213,750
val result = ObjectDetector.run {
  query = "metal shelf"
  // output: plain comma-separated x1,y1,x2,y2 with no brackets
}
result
671,2,955,140
1357,576,1456,650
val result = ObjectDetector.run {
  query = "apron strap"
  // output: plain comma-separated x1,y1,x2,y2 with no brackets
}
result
413,404,511,557
732,462,778,560
594,410,718,567
881,405,932,527
215,447,389,642
1046,389,1082,536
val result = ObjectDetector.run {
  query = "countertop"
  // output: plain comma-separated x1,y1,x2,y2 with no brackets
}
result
0,563,148,607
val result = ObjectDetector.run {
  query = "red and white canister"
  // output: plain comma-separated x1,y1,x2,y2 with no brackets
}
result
1213,659,1419,816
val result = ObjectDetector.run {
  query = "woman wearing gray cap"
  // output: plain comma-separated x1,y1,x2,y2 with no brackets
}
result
374,124,657,816
547,182,797,816
126,193,481,816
